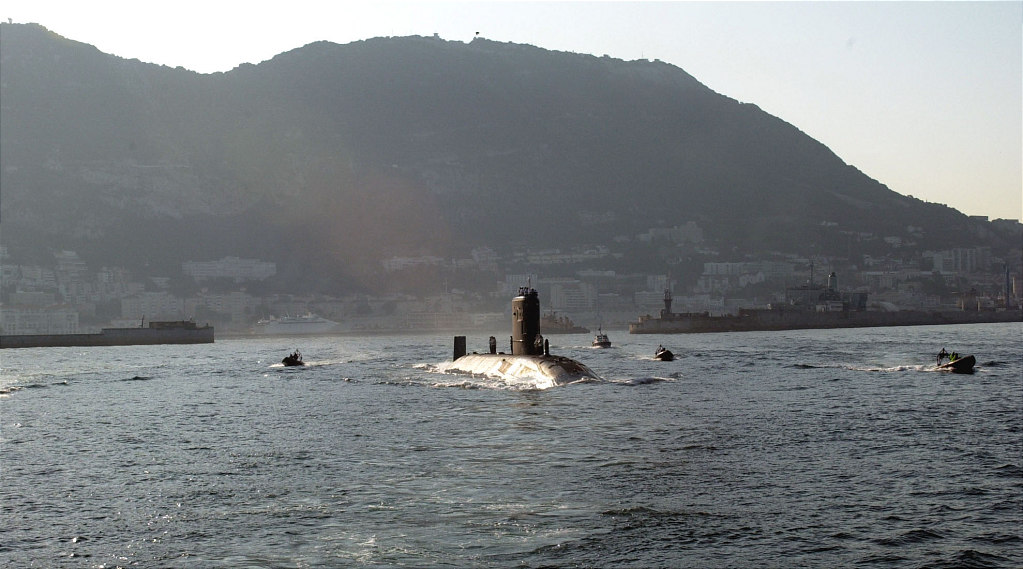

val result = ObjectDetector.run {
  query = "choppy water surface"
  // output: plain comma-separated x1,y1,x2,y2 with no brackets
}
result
2,323,1020,568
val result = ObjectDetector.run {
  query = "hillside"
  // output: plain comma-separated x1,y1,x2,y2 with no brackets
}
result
0,23,1012,292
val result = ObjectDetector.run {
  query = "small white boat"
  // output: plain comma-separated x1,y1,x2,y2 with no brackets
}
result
254,313,339,335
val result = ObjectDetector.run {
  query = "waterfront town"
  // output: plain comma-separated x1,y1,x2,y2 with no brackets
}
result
2,218,1020,336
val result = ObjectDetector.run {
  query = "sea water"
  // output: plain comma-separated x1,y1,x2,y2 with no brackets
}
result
1,323,1020,568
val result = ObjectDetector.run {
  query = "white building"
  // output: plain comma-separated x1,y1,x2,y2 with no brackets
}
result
381,256,444,272
182,257,277,282
193,291,260,324
546,280,595,312
1,306,80,335
121,292,185,320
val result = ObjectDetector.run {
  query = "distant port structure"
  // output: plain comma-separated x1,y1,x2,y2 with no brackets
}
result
631,268,1020,334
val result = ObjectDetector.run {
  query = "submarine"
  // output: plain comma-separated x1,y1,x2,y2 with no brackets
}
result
438,286,601,388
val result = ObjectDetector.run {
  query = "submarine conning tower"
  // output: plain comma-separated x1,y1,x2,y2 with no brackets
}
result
512,286,542,356
446,286,599,385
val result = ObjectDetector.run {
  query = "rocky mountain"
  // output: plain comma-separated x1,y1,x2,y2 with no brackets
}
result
1,23,1014,292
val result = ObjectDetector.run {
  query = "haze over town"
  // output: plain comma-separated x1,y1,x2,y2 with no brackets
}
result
5,0,1021,223
2,4,1021,339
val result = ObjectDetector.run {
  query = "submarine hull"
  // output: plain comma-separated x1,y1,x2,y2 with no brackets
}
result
441,353,600,388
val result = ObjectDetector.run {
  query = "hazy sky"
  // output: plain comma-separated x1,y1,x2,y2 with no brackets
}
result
5,1,1021,222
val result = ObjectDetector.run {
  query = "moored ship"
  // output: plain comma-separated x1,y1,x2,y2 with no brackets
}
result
540,311,589,334
631,274,1021,334
0,320,214,349
630,305,1020,334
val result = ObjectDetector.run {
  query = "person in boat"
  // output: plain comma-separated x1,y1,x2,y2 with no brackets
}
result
949,352,959,362
937,348,949,366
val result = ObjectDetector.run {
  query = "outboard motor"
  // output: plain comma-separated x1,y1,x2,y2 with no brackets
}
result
511,287,541,355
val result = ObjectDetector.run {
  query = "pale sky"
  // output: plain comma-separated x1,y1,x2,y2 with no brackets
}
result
5,1,1021,222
